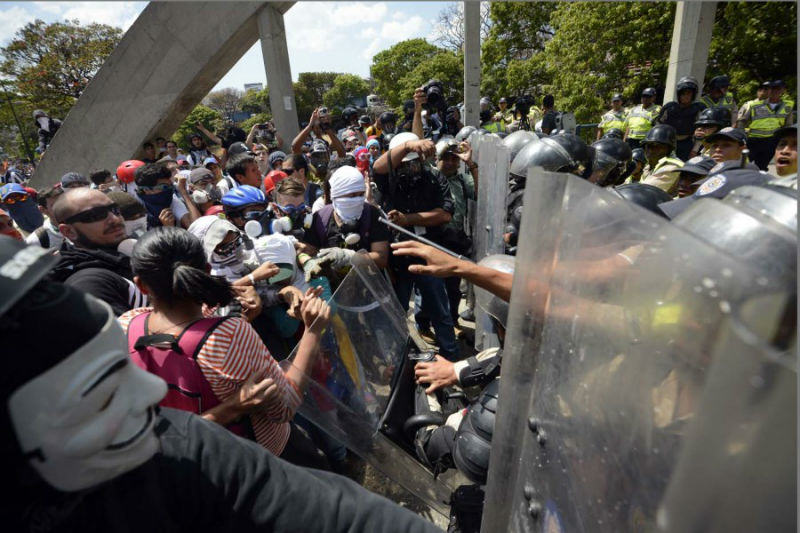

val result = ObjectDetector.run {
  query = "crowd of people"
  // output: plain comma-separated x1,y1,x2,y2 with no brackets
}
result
0,70,796,531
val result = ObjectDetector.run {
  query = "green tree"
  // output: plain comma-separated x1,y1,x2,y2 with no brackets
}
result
0,19,122,115
240,86,270,115
370,39,440,108
293,72,342,121
481,2,555,98
708,2,796,102
171,105,222,150
399,51,464,109
538,2,675,123
323,74,370,114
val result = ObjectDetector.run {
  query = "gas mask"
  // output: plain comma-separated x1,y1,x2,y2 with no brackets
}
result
191,183,221,204
332,195,365,224
124,216,148,239
8,301,167,492
382,122,397,135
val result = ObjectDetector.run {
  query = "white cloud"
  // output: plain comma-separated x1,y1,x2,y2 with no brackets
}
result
361,15,429,61
330,3,388,26
59,2,144,31
0,6,41,44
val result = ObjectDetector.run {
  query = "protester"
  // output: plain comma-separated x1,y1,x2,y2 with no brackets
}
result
0,182,43,233
60,171,90,189
282,153,324,207
33,109,61,153
134,162,198,229
0,208,22,240
89,168,117,192
26,184,65,249
771,123,798,188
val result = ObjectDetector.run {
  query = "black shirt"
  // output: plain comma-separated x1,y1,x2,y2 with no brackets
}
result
303,203,391,250
372,166,454,225
541,110,557,133
11,408,440,532
64,268,147,316
657,102,707,136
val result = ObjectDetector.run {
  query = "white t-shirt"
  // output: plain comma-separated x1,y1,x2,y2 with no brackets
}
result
25,220,65,250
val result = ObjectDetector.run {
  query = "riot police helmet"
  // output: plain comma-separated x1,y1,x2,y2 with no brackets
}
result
341,107,358,121
601,128,625,140
642,124,677,152
695,107,732,128
641,87,657,98
502,130,538,163
591,138,633,186
455,125,477,142
708,75,730,90
676,76,699,95
631,147,647,164
611,183,674,217
510,133,593,179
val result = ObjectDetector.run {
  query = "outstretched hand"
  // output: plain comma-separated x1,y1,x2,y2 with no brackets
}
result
415,355,458,394
300,287,331,334
391,240,462,277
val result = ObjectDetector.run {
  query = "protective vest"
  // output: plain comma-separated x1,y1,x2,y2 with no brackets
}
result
701,93,736,113
748,101,794,138
482,121,502,133
641,155,684,195
599,109,627,132
626,104,660,139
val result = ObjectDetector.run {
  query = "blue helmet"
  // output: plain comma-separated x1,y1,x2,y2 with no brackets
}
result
221,185,265,210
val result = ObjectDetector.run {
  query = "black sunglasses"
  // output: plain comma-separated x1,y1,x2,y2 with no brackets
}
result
282,167,296,175
63,203,120,224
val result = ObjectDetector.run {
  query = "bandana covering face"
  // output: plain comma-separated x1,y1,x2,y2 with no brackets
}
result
138,186,174,228
6,197,44,233
7,302,167,492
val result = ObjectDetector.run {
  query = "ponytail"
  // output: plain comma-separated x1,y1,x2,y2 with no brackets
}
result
132,226,232,306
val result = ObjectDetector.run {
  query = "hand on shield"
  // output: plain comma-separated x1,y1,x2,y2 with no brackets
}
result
303,256,327,282
300,287,330,334
279,285,304,319
316,247,356,270
391,240,460,277
415,355,458,394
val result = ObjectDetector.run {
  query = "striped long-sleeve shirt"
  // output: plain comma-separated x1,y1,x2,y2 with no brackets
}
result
118,308,302,455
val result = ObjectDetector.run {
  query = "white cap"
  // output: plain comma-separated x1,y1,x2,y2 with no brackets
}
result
389,132,420,162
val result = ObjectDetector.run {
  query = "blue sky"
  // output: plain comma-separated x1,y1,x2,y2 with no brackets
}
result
0,1,452,91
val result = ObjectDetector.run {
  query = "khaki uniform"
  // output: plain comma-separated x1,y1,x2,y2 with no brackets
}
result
641,155,685,196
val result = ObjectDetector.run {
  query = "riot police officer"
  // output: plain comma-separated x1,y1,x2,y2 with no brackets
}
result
656,76,707,160
701,75,738,125
739,80,795,170
624,87,661,150
597,93,628,140
690,106,732,158
590,137,633,187
640,124,684,195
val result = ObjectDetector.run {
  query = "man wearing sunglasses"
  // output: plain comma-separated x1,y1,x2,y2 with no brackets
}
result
49,188,147,315
0,183,43,234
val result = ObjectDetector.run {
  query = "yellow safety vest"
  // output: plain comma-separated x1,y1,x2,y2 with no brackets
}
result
482,121,502,133
625,104,661,139
701,93,736,113
599,109,627,132
748,101,794,138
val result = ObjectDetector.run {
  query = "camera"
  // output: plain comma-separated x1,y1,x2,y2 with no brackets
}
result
421,79,446,114
318,107,329,118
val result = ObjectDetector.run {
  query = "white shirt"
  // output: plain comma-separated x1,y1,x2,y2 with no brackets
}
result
25,219,65,250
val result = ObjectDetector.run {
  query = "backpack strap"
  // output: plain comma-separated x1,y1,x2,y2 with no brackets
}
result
175,316,231,360
126,311,150,354
35,227,50,248
314,203,335,245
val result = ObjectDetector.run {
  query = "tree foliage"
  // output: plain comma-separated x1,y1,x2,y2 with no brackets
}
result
370,39,440,108
203,87,243,122
293,72,342,120
708,2,797,102
0,19,121,116
240,86,270,115
322,74,370,113
171,105,222,150
430,3,492,53
399,51,464,109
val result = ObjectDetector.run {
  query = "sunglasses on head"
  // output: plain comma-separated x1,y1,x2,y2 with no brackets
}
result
3,194,28,205
63,203,120,224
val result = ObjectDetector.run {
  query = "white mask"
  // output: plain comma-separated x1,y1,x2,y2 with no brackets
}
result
37,117,49,130
332,195,365,224
124,217,148,239
211,242,244,267
7,303,167,492
191,189,210,204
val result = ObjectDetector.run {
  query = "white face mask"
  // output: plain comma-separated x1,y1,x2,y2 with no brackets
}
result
37,117,49,130
124,217,148,239
332,195,365,223
7,304,167,492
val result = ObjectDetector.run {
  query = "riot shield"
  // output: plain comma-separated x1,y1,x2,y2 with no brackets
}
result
472,133,510,350
282,253,456,515
482,171,796,532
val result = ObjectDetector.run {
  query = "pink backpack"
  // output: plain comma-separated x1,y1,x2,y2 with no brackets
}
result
127,312,251,438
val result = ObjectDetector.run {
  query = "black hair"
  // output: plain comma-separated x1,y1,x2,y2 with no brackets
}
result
285,153,309,172
225,154,255,183
142,141,154,150
89,169,112,186
36,184,63,208
131,227,232,307
134,162,172,187
543,94,555,108
155,137,166,144
328,155,356,173
107,191,146,220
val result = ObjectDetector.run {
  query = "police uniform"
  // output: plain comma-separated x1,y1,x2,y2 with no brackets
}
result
700,93,737,126
743,100,795,170
656,102,707,161
625,104,662,149
598,109,628,137
641,155,685,196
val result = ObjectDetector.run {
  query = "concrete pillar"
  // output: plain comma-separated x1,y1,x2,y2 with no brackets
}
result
258,6,299,152
463,1,481,128
31,2,296,188
663,1,717,103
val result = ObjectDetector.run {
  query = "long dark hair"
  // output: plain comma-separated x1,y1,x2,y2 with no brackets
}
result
131,227,232,307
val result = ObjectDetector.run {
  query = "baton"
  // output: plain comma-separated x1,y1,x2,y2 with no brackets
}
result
378,216,471,262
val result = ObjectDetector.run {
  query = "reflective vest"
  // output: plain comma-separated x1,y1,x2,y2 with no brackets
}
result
599,109,627,132
625,104,661,139
701,93,736,114
748,101,794,138
482,121,502,133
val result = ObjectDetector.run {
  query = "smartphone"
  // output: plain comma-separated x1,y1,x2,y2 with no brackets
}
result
318,107,329,118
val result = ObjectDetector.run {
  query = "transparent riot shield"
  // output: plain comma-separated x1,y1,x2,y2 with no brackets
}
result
482,171,796,532
472,133,510,350
282,253,456,515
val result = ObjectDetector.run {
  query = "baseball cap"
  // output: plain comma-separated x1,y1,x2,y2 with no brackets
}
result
263,170,288,195
227,142,252,156
189,167,214,184
641,87,656,97
203,156,219,167
252,234,296,284
680,155,716,177
774,123,797,139
1,183,27,200
343,130,359,141
705,127,747,145
659,164,771,219
612,93,623,101
60,172,89,188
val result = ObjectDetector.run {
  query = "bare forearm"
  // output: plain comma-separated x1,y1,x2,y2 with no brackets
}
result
454,261,512,302
292,125,313,154
201,399,244,427
284,330,323,390
404,210,452,227
328,134,346,158
412,108,424,138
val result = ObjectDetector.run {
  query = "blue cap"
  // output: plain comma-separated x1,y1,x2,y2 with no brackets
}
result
0,183,27,200
203,156,219,167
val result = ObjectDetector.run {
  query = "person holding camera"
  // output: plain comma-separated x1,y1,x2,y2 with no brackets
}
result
292,107,346,158
246,121,284,152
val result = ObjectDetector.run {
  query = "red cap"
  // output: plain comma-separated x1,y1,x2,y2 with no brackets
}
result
264,169,288,195
116,160,145,184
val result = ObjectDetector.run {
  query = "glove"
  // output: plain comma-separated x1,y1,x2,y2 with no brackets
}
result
303,257,327,283
316,247,356,271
